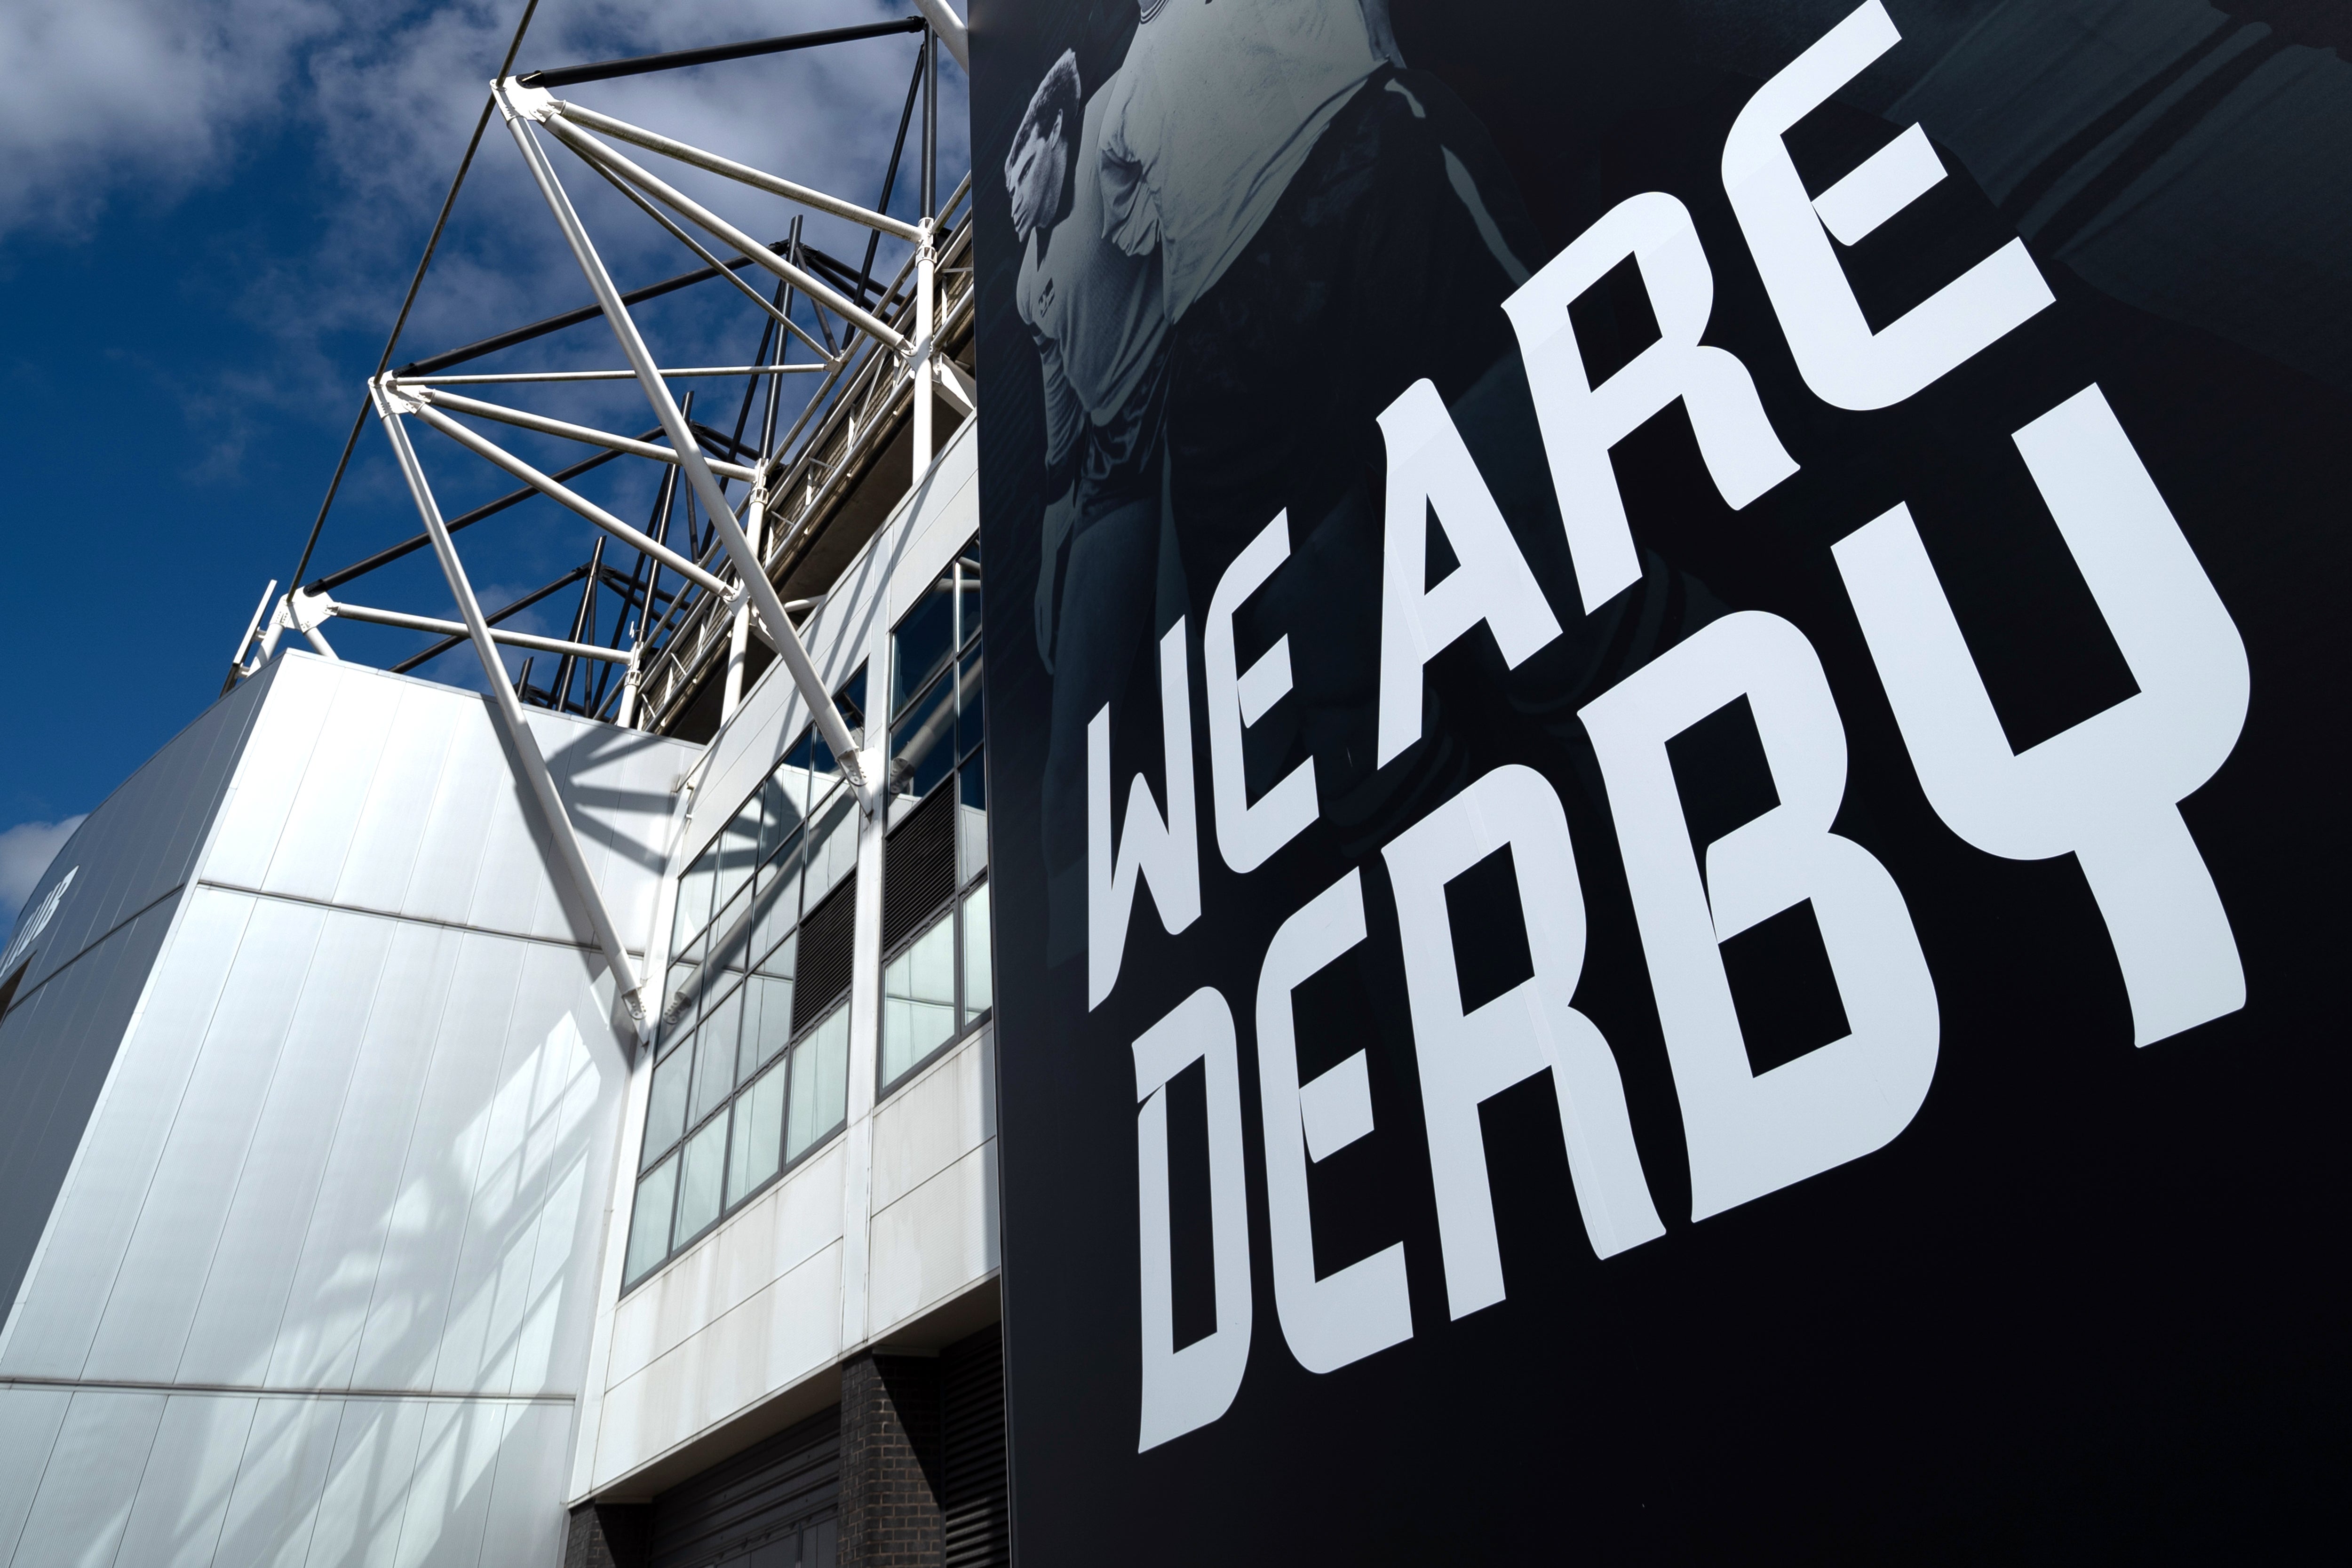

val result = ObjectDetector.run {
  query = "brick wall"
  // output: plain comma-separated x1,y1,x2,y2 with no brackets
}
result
563,1501,649,1568
839,1353,944,1568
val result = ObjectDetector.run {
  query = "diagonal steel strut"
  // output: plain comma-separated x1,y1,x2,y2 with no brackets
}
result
373,378,652,1040
495,77,879,814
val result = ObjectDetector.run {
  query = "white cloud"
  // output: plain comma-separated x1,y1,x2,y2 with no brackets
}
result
0,0,341,237
0,816,86,931
0,0,970,478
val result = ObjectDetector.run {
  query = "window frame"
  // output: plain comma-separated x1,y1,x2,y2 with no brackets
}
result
877,870,992,1097
877,535,991,1099
624,668,867,1296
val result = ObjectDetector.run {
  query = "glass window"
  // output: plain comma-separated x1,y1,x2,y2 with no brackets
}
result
957,650,984,758
752,836,802,959
707,882,755,985
882,915,958,1085
891,571,956,715
809,666,868,782
659,958,701,1050
625,1155,678,1287
876,535,991,1099
691,990,741,1126
887,544,986,814
715,793,763,915
759,766,803,860
673,1115,727,1245
741,971,795,1074
675,843,720,956
787,1003,850,1163
955,535,981,645
774,737,822,830
889,672,957,802
806,791,858,902
958,760,988,885
726,1059,788,1206
962,883,993,1026
630,699,877,1293
644,1046,691,1168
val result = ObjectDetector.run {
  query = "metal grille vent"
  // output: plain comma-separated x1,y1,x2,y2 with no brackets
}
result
941,1325,1009,1568
883,788,958,951
793,872,859,1034
646,1407,841,1568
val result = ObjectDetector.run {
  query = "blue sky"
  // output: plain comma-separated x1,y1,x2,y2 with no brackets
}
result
0,0,967,922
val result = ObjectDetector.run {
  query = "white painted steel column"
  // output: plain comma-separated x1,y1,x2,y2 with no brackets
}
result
373,380,649,1041
497,79,879,815
721,484,766,722
913,220,936,477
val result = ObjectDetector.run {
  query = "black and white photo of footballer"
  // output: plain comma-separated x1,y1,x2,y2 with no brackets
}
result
1006,0,1718,963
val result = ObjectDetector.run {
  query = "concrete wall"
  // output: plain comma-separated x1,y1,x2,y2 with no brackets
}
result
572,415,1000,1501
0,655,699,1568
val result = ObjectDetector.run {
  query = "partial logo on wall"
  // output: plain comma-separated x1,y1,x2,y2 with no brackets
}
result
2,865,77,978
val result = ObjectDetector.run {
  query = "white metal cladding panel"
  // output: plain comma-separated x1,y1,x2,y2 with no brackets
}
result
213,1396,345,1568
266,923,465,1393
384,1400,503,1568
81,895,330,1382
866,1141,999,1343
401,694,510,931
429,940,621,1399
869,1034,992,1213
201,655,697,954
176,913,398,1386
592,1241,845,1490
7,1385,167,1566
0,1385,71,1561
528,715,690,952
605,1141,849,1391
2,655,271,1000
262,667,409,905
112,1393,261,1568
0,897,180,1330
478,1404,575,1567
0,888,258,1378
332,683,465,917
305,1395,430,1568
203,656,345,894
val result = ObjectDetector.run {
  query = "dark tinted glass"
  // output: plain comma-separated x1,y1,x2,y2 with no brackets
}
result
893,571,957,716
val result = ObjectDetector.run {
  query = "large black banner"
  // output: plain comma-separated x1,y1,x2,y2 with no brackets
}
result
967,1,2347,1556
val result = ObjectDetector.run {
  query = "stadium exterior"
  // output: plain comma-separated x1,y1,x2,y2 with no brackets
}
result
4,1,2347,1562
0,421,997,1568
1,8,1002,1564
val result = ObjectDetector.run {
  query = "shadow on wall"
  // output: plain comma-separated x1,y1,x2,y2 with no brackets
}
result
7,940,620,1568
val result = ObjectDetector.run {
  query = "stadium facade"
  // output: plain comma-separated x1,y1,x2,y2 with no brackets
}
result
4,0,2347,1562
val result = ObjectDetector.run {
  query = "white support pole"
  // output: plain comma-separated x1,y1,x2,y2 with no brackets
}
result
372,380,650,1037
498,80,879,815
722,483,766,723
914,218,936,477
227,577,278,680
912,0,971,72
934,354,976,414
527,97,907,352
286,586,342,660
406,398,733,597
271,589,340,660
410,387,758,479
547,99,921,241
616,642,645,730
321,597,632,664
